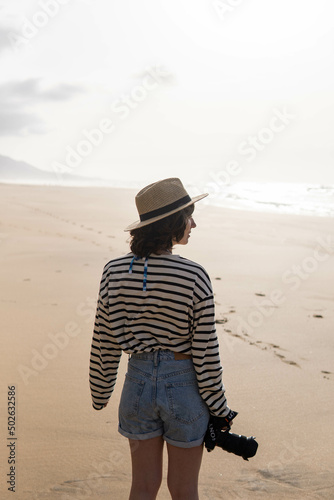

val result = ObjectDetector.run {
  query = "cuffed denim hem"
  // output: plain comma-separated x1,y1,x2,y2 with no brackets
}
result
118,424,205,448
164,433,206,449
118,424,163,441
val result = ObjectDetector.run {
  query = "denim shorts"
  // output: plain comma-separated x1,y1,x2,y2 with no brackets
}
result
118,350,210,448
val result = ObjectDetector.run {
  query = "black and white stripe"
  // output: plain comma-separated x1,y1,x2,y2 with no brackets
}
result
89,253,230,417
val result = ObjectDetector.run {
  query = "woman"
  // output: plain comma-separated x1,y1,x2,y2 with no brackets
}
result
89,178,236,500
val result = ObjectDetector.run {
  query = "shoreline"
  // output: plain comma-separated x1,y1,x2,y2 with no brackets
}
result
0,181,333,219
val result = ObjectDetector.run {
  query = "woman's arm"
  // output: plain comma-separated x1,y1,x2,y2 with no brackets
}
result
191,293,231,417
89,293,122,410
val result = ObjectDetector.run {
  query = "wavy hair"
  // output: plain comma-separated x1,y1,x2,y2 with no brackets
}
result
130,205,194,257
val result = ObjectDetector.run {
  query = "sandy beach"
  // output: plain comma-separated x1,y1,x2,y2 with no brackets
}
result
0,183,333,500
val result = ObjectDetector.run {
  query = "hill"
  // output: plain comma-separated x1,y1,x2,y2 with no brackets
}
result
0,155,105,186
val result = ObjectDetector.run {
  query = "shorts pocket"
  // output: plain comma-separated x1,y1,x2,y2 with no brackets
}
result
119,374,145,418
166,380,207,424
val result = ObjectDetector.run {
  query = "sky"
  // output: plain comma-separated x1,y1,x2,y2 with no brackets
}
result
0,0,334,190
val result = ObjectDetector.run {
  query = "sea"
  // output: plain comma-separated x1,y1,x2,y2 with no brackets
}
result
197,181,334,218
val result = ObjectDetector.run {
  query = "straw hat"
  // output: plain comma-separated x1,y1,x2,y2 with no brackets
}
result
125,178,208,231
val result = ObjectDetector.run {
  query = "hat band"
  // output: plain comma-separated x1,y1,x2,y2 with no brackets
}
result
140,195,192,222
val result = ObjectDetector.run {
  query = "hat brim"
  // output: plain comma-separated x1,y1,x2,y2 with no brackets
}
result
124,193,208,231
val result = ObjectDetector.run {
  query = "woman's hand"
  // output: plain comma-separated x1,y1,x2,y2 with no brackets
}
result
204,410,238,451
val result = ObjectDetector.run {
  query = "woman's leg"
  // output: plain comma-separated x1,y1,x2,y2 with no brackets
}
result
128,436,164,500
166,443,204,500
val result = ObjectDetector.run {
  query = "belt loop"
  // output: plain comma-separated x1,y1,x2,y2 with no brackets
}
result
153,351,159,367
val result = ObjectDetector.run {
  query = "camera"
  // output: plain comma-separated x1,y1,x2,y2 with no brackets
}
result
212,430,258,460
205,411,258,460
205,425,258,461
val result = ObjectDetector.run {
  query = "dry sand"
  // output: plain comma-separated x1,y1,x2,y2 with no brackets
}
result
0,183,333,499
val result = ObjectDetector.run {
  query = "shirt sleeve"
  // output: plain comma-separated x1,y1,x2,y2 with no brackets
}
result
89,290,122,410
191,293,230,417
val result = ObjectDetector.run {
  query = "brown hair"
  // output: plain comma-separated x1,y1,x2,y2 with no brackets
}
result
130,205,194,257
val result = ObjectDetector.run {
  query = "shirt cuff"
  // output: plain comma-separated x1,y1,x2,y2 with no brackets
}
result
92,402,104,410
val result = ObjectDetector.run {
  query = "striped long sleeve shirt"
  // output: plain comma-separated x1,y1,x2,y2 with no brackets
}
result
89,253,230,417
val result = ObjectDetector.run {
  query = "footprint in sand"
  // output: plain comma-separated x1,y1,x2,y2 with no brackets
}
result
215,318,228,325
282,359,300,367
219,327,301,368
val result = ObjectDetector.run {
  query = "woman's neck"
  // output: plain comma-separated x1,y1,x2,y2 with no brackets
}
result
155,249,172,255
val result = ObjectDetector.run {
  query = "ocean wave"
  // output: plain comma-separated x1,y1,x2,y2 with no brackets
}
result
200,182,334,217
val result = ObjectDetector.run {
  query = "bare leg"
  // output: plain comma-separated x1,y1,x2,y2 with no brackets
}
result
128,436,164,500
166,442,204,500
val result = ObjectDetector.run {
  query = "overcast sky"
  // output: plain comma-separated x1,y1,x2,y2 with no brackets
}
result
0,0,333,188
